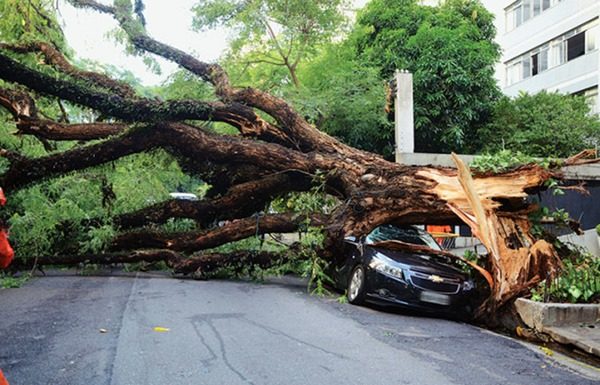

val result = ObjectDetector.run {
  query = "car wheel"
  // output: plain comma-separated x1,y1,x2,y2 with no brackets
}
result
347,265,366,304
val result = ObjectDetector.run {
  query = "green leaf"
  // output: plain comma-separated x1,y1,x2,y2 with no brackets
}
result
568,286,582,300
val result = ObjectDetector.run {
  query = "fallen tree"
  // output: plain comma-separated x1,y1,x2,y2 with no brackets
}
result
0,0,595,320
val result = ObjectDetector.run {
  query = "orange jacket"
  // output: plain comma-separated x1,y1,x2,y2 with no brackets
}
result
0,187,13,269
0,369,10,385
0,229,13,269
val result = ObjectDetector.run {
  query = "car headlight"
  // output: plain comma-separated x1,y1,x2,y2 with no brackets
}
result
462,280,474,291
369,252,405,280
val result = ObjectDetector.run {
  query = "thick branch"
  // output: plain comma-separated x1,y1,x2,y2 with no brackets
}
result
172,248,302,276
10,249,179,269
116,172,312,229
0,51,293,144
66,0,382,158
112,213,326,252
11,248,297,277
16,119,127,140
0,42,137,97
0,52,229,123
0,126,159,192
0,86,125,140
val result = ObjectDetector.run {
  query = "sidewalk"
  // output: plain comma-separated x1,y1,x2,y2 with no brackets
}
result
515,298,600,357
544,323,600,356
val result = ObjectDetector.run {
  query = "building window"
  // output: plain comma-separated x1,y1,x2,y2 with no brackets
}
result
505,19,598,86
506,0,562,31
586,24,598,52
538,46,549,72
583,87,598,115
533,0,541,17
506,61,522,85
567,32,585,61
530,45,549,76
550,39,566,67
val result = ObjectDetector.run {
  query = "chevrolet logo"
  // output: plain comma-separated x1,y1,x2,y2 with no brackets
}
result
429,275,444,283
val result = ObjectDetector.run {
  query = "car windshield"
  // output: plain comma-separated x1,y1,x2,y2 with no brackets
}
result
366,224,442,251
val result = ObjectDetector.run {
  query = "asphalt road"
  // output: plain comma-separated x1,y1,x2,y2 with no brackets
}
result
0,272,598,385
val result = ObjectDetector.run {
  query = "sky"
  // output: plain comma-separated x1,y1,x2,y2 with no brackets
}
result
58,0,370,86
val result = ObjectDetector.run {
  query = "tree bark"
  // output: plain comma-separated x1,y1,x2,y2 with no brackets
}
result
1,0,595,320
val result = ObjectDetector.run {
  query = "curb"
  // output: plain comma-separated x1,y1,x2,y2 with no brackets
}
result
515,298,600,357
515,298,600,329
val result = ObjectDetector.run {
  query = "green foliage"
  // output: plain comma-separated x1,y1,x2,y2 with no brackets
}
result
294,227,332,296
462,249,481,263
0,273,30,289
596,224,600,236
271,171,338,215
477,91,600,157
530,249,600,303
529,206,572,238
470,150,544,173
0,0,67,50
353,0,500,153
154,70,216,101
6,149,202,259
193,0,350,86
80,225,116,254
293,43,395,158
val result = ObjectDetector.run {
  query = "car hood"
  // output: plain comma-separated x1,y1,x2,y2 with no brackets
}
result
366,245,468,279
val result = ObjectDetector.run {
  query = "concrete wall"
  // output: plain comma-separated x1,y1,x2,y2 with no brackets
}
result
559,228,599,256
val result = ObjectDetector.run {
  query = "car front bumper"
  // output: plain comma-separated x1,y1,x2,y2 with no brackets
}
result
364,267,474,315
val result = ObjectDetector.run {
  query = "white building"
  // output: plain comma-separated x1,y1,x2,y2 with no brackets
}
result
482,0,599,113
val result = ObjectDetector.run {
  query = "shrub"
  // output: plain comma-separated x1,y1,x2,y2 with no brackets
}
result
530,249,600,303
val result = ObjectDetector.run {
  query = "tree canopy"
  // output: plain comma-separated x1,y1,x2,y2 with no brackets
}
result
353,0,500,153
193,0,349,87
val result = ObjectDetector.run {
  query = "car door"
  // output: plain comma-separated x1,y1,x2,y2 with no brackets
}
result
333,236,363,289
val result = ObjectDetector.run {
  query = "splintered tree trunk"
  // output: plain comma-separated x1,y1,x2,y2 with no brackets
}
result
0,0,592,320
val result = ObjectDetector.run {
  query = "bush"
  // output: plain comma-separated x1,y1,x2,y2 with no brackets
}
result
530,250,600,303
476,91,600,157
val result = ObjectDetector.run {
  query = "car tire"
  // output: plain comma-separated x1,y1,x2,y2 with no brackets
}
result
347,265,366,305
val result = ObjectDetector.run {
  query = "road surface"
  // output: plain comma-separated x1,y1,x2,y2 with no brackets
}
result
0,272,598,384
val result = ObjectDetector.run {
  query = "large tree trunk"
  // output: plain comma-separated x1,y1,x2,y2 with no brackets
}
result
0,0,593,320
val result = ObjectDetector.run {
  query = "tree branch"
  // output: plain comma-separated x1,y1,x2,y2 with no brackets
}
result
16,119,127,140
0,126,160,192
0,41,138,97
10,248,300,277
0,51,223,122
112,213,326,252
0,86,38,119
0,51,296,145
66,0,374,156
115,172,312,229
172,248,302,277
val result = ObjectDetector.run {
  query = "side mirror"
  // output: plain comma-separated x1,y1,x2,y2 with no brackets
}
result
344,235,358,243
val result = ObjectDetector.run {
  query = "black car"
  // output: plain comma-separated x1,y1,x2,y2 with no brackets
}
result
331,224,476,316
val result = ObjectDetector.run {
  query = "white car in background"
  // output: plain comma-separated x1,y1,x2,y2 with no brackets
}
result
169,192,199,201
